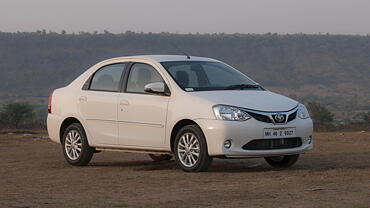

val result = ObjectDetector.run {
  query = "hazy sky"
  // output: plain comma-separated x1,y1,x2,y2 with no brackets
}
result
1,0,369,35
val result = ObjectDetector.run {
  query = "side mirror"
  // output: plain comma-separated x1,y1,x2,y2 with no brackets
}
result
144,82,165,94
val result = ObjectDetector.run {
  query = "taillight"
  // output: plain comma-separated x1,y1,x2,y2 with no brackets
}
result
48,91,53,114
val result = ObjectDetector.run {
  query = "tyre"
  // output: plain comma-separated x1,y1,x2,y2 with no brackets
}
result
173,125,212,172
62,123,94,166
264,154,299,168
148,154,172,162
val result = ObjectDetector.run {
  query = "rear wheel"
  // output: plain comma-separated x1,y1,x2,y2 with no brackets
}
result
173,125,212,172
148,154,172,162
264,154,299,168
62,123,94,166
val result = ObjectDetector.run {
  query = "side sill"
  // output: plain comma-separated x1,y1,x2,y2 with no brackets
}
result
95,146,172,155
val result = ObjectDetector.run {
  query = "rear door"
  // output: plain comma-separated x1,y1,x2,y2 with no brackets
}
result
78,63,126,145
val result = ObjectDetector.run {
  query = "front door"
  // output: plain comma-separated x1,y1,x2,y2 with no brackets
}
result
118,63,169,148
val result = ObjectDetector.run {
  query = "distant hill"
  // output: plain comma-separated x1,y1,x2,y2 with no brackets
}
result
0,31,369,113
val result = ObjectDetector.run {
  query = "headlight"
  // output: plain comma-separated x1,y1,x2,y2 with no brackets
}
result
297,104,310,119
213,105,251,121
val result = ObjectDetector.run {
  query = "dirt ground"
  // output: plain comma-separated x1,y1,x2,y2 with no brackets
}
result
0,132,369,208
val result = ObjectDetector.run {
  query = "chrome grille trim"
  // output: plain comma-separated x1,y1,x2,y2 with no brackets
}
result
242,105,298,125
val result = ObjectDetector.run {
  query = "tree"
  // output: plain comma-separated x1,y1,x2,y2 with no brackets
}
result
0,103,34,129
306,102,334,130
362,112,370,123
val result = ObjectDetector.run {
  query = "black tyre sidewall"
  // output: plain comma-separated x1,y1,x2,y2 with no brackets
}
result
62,123,94,166
173,125,212,172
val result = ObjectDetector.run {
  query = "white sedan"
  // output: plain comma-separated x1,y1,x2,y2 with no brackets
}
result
47,55,313,172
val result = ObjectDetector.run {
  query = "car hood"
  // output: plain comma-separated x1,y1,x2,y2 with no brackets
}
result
191,90,298,112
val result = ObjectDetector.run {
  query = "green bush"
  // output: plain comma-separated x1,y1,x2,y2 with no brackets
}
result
0,102,34,129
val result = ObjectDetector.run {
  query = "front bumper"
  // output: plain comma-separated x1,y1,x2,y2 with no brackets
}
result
195,117,313,157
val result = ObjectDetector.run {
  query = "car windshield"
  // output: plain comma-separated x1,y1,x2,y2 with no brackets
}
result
161,61,262,91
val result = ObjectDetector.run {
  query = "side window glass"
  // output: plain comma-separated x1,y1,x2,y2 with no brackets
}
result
89,63,125,91
126,63,163,93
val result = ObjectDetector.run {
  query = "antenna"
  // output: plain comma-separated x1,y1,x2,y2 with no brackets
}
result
169,42,191,59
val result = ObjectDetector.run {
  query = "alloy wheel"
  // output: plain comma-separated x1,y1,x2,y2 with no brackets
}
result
177,132,200,167
64,130,82,160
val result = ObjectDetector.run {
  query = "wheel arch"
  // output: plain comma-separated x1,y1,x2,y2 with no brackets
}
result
170,119,205,152
59,117,83,143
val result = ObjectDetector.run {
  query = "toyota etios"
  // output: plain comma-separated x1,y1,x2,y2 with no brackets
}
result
47,55,313,172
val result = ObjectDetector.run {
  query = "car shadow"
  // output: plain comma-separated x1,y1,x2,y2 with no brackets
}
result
88,159,178,170
87,158,370,173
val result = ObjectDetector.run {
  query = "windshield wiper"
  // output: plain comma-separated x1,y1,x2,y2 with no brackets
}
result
224,84,261,90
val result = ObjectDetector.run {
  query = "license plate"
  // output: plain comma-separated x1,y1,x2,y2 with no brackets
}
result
263,128,296,139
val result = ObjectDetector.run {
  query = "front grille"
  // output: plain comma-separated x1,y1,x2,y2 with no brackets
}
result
246,109,297,124
247,111,272,123
242,137,302,150
287,110,297,122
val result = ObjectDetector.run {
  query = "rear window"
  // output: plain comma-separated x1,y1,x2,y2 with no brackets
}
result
89,63,126,92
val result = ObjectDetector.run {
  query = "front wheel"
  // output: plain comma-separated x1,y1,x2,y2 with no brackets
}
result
62,123,94,166
173,125,212,172
264,154,299,168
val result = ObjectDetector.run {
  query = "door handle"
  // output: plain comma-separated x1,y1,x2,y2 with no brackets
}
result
79,96,87,102
120,100,129,106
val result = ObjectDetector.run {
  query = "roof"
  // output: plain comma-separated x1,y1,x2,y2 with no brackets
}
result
104,55,220,63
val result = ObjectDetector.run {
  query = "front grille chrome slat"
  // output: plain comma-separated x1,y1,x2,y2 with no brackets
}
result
287,110,297,122
247,112,272,123
244,107,298,124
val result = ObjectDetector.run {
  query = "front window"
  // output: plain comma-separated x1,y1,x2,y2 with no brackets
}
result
126,63,164,93
161,61,262,91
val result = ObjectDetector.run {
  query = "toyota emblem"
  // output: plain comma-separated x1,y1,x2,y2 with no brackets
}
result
274,114,285,123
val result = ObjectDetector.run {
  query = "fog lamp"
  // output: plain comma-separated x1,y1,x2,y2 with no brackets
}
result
224,140,232,149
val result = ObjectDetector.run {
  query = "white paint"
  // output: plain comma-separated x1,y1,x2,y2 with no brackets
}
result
47,55,313,158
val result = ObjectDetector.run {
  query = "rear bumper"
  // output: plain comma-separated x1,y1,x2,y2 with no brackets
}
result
47,114,62,144
195,118,313,157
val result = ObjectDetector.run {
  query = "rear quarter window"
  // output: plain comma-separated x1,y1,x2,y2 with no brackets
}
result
89,63,126,92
